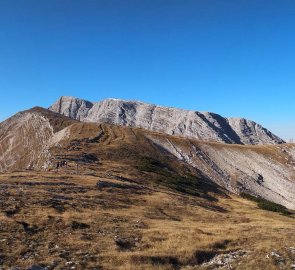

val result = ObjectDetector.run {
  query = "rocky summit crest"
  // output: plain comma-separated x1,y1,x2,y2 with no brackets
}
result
49,96,284,145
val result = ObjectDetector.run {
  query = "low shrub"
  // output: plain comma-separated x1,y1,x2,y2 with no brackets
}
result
137,156,202,196
240,192,292,216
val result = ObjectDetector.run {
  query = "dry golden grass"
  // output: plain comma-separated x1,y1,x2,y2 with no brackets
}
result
1,114,295,269
0,171,295,270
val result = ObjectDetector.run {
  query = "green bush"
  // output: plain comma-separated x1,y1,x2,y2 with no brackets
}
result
240,192,291,216
137,156,202,196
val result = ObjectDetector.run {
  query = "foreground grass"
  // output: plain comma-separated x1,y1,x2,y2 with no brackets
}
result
0,172,295,269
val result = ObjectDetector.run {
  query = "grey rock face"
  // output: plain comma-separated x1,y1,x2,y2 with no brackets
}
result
227,118,283,145
49,96,93,121
49,96,284,145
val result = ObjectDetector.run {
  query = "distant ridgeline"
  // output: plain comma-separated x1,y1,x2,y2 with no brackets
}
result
0,104,295,210
49,96,285,146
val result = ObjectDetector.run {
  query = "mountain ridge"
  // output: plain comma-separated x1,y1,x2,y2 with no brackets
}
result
0,106,294,209
49,96,284,145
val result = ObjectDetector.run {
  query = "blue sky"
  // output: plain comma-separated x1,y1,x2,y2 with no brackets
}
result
0,0,294,140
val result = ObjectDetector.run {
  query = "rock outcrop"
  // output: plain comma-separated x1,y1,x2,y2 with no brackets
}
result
49,96,284,145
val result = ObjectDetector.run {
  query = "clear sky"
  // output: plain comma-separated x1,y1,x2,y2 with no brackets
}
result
0,0,294,140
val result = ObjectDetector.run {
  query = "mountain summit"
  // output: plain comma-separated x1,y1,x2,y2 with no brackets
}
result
49,96,284,145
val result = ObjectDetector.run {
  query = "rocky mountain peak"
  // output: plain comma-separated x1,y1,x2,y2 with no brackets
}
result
50,96,93,121
49,96,285,145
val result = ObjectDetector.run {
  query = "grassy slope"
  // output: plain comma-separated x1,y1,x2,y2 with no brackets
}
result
47,122,227,205
0,172,295,270
1,117,295,269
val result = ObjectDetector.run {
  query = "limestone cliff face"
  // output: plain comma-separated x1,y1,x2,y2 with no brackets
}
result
49,96,93,121
49,96,284,145
227,118,283,145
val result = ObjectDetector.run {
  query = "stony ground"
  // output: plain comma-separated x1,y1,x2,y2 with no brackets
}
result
1,171,295,270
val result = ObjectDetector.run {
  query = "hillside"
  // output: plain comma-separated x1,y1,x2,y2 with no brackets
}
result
0,107,77,172
0,107,295,269
49,96,285,145
1,171,295,269
0,107,294,209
